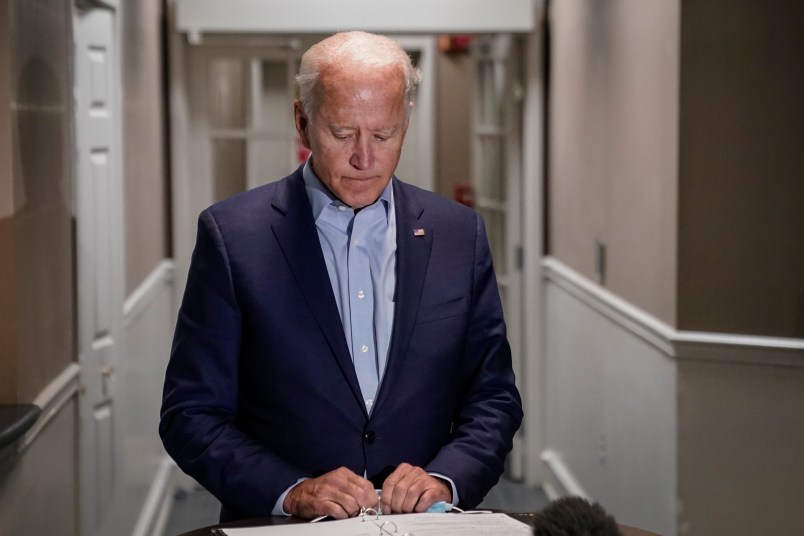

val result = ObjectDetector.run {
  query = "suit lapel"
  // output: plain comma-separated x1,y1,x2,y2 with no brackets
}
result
373,180,432,415
270,172,365,411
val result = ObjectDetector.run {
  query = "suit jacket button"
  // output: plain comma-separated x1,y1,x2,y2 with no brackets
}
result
363,431,376,444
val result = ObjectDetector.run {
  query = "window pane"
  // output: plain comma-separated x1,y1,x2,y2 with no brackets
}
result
211,138,246,201
254,60,291,132
477,60,503,126
479,135,505,200
249,137,293,187
479,207,507,275
208,58,247,129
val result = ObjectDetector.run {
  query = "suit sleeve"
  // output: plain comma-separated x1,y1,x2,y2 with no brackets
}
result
159,209,306,518
423,212,524,508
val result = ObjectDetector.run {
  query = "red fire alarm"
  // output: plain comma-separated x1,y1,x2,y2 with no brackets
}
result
454,182,475,208
438,34,473,54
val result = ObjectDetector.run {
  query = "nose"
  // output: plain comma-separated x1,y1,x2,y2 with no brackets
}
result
349,136,373,170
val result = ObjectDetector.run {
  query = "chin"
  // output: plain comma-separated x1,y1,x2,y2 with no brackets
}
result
340,185,387,208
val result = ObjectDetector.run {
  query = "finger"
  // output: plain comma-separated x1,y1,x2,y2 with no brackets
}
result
380,463,412,513
382,464,430,514
324,469,375,517
343,474,378,514
412,483,450,513
287,481,351,519
286,468,374,519
385,468,451,514
398,470,433,513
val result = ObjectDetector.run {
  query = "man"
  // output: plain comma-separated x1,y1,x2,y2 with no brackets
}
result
159,31,522,522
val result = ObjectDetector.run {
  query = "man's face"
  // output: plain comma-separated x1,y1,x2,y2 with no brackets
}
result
294,65,409,209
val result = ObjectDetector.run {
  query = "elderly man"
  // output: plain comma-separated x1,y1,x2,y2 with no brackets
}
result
159,31,522,522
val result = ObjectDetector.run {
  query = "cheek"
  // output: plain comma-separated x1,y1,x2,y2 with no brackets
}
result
379,144,404,167
315,141,348,161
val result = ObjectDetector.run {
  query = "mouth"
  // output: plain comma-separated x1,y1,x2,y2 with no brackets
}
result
343,175,383,184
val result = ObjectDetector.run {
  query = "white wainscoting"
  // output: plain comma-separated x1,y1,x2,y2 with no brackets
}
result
541,259,677,536
540,257,804,536
120,260,177,536
0,363,80,536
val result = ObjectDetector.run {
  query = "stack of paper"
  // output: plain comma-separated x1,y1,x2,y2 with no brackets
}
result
218,512,532,536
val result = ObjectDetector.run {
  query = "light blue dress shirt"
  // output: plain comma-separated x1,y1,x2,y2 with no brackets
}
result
302,160,397,412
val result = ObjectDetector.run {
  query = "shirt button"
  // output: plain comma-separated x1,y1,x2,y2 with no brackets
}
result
338,205,347,212
365,399,373,409
352,239,359,246
361,344,369,353
357,290,365,299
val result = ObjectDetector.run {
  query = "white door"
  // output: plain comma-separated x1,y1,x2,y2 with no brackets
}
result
470,34,525,479
74,5,123,535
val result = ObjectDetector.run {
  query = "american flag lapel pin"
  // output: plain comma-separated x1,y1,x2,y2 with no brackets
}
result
413,228,426,237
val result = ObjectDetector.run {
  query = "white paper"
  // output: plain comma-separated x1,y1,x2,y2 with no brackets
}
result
220,512,532,536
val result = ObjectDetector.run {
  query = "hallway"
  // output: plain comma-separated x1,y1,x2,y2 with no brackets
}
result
2,2,804,536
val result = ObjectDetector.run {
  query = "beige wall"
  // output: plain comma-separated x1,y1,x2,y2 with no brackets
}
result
0,218,17,403
122,0,170,295
435,51,472,199
545,2,804,534
548,0,680,326
1,1,15,402
1,0,74,404
0,1,11,222
678,359,804,535
677,0,804,338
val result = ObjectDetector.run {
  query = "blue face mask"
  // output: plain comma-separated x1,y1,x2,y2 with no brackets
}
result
426,501,453,513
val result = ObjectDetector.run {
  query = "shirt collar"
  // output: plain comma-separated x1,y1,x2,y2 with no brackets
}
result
302,157,394,222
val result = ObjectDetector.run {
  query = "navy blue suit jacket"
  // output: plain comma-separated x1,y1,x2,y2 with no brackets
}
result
159,167,522,521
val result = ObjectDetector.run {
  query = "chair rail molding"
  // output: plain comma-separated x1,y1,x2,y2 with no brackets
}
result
22,362,81,451
542,257,804,368
123,259,175,325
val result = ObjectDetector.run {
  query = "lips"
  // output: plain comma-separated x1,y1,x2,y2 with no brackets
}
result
343,175,381,182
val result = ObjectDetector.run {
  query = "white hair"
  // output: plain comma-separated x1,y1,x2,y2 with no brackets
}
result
296,31,422,120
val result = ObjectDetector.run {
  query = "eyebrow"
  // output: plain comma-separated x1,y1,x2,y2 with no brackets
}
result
330,125,402,136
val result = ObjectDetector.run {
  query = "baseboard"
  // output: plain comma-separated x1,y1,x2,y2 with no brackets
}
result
132,456,176,536
540,448,589,500
541,481,561,502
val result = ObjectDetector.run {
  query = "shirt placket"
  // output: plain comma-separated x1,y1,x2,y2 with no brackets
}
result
348,208,378,414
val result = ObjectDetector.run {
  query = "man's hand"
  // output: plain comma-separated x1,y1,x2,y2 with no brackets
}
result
380,463,452,514
283,467,377,519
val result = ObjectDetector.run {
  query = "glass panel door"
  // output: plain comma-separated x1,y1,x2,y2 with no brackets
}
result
471,34,525,479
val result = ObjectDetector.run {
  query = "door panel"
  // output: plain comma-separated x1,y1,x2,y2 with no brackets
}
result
74,6,122,535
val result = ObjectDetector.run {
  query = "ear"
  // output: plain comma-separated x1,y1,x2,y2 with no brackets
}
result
293,100,312,149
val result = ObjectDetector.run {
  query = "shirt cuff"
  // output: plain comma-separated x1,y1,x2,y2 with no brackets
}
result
271,477,308,516
427,472,459,506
